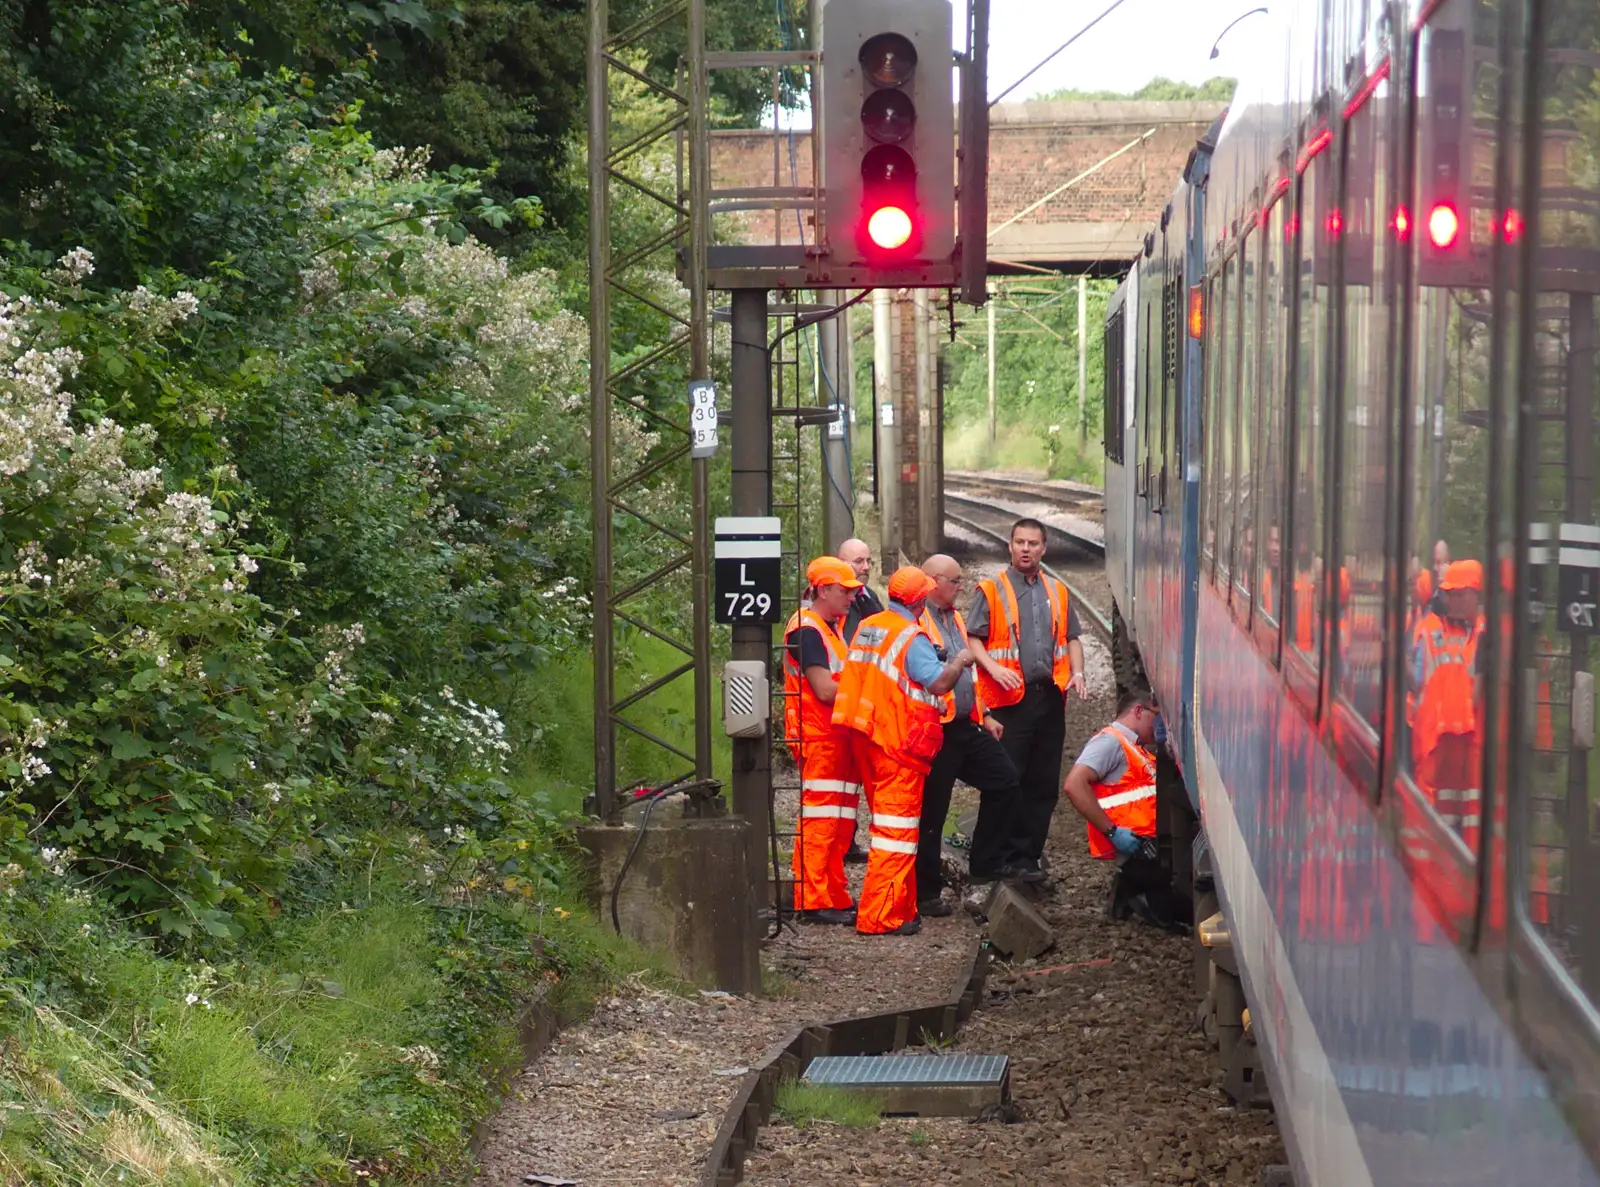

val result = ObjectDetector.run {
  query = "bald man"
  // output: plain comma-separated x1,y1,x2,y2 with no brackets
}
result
918,554,1024,911
838,538,886,643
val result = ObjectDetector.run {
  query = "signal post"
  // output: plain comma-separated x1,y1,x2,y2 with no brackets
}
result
588,0,987,982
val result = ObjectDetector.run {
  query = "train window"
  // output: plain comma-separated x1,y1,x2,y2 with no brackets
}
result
1218,249,1238,589
1334,78,1397,737
1202,274,1220,575
1395,0,1497,925
1236,224,1257,609
1257,189,1290,635
1289,146,1333,672
1518,0,1600,1006
1162,272,1183,510
1105,307,1125,464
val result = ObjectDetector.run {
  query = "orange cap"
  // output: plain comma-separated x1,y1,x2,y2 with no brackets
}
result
1413,569,1433,604
806,556,863,590
887,565,936,604
1439,559,1483,592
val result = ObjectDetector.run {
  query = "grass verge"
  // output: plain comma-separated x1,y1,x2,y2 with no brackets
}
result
0,845,676,1186
774,1081,884,1129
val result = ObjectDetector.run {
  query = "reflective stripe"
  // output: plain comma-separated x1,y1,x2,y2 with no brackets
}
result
804,779,861,795
870,835,918,855
1097,786,1158,811
855,626,890,646
802,805,854,819
987,647,1020,661
1433,786,1481,802
872,813,920,829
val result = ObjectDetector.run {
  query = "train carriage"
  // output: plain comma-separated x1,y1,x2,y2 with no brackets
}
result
1106,0,1600,1183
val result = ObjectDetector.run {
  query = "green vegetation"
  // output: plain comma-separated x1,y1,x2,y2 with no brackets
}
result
774,1081,885,1129
1032,75,1236,103
0,0,735,1181
931,279,1118,484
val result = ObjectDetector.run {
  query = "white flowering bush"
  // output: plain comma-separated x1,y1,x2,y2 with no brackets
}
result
0,260,333,935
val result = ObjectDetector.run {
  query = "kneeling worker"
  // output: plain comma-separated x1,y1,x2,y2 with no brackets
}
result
784,556,865,925
1062,691,1186,929
833,566,973,936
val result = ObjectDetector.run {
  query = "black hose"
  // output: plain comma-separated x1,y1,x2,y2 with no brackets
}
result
609,775,694,934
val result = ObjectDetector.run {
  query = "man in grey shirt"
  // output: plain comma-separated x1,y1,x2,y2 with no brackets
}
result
967,519,1086,886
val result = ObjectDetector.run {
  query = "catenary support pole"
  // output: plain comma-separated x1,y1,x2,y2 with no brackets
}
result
914,288,934,561
1078,274,1089,446
987,287,997,449
819,290,854,552
874,288,898,561
588,0,615,818
730,287,773,896
688,0,713,787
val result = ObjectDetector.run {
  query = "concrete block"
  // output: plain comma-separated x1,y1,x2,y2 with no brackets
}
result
577,813,761,994
984,884,1055,961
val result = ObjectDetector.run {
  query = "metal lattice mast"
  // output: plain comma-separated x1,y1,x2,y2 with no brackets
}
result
588,0,713,818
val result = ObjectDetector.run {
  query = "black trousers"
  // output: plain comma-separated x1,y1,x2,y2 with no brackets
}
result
1119,854,1192,925
916,718,1021,898
991,679,1067,865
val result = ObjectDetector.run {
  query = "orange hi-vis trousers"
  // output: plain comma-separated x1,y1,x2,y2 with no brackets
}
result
850,734,924,935
791,733,861,912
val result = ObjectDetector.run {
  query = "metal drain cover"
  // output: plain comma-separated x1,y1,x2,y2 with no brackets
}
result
802,1054,1010,1116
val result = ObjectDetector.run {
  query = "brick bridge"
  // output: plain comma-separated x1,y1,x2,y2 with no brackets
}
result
710,100,1227,274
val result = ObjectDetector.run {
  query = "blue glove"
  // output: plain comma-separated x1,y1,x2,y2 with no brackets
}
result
1110,826,1143,857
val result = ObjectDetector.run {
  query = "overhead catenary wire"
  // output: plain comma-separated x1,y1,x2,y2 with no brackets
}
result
988,0,1134,107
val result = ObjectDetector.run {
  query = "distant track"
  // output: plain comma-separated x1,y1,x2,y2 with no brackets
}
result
945,470,1104,513
943,503,1112,644
943,490,1105,560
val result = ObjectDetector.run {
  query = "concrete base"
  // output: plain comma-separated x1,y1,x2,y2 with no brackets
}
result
577,810,762,994
985,884,1055,960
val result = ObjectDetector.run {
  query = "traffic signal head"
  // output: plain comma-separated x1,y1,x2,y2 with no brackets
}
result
820,0,955,277
1417,23,1470,283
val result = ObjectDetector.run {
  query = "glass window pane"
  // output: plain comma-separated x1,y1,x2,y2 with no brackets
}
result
1259,193,1289,629
1204,276,1221,570
1291,153,1332,667
1521,0,1600,988
1219,258,1236,586
1238,228,1257,602
1401,2,1495,871
1337,86,1395,732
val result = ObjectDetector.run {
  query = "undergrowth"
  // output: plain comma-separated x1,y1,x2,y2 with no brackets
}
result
0,845,675,1186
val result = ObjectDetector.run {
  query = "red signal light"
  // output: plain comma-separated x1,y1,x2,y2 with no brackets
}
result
1502,208,1524,243
867,206,914,250
1327,208,1344,236
1394,205,1411,240
1187,286,1204,339
1427,202,1460,249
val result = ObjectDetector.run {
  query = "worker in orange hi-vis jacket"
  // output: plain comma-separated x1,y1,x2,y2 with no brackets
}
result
783,556,866,925
1062,690,1188,933
832,566,972,936
1411,560,1486,854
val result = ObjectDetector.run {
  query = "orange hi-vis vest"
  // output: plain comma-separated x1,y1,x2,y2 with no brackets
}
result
919,605,983,725
1085,726,1158,860
974,571,1073,710
1293,574,1316,653
1413,613,1483,759
831,610,945,774
782,608,848,762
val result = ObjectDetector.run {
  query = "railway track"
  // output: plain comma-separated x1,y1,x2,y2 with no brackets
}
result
942,494,1113,644
945,469,1104,514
